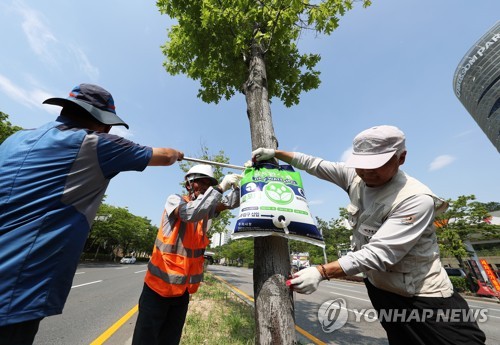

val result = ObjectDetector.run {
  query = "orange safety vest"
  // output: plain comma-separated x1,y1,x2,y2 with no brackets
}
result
145,195,210,297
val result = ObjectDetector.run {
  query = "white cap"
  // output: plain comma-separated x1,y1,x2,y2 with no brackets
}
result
345,125,406,169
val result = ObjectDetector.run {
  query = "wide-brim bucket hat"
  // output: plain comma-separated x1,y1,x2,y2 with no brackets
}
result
43,83,129,129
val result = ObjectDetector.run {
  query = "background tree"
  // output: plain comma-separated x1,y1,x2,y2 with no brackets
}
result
156,1,371,342
86,203,157,260
316,212,352,260
481,201,500,212
135,226,159,256
86,203,118,259
288,215,351,264
435,195,500,269
0,111,22,144
220,238,254,266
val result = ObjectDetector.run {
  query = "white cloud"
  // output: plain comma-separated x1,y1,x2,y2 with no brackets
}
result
0,74,47,110
14,0,58,65
454,130,474,138
69,45,100,81
429,155,456,171
307,199,324,206
0,73,138,133
12,1,99,80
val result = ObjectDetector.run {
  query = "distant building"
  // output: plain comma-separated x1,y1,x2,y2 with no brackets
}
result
210,228,231,248
440,210,500,292
470,210,500,268
453,21,500,152
487,210,500,225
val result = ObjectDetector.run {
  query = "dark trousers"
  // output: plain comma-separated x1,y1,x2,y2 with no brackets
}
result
132,283,190,345
0,318,42,345
364,279,486,345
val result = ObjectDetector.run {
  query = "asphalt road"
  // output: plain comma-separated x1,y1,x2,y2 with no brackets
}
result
33,263,500,344
34,262,146,345
207,265,500,345
209,265,388,344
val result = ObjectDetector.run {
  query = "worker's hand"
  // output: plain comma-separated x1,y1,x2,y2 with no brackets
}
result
289,267,323,294
252,148,275,162
150,148,184,166
219,174,243,192
244,160,253,168
230,174,243,189
176,150,184,161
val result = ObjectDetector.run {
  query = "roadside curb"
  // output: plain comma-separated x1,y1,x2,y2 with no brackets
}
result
460,294,500,304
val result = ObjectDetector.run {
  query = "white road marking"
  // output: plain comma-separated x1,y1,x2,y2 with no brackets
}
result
326,284,367,294
329,291,371,302
71,280,102,288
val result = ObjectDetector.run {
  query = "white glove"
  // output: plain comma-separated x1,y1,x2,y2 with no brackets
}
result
289,267,323,294
252,148,275,162
219,174,242,192
244,160,253,168
231,174,243,189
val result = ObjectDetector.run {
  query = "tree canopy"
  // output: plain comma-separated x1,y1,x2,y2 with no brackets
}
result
85,202,158,260
0,111,22,144
158,0,371,106
435,195,500,267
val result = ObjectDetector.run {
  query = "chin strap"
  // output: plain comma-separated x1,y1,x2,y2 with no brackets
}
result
185,181,196,200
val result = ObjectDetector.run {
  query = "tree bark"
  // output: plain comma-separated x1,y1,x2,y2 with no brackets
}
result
243,42,296,345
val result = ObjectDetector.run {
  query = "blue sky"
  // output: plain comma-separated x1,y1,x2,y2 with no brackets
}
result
0,0,499,229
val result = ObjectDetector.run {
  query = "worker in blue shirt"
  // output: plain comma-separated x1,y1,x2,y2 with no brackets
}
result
0,83,184,345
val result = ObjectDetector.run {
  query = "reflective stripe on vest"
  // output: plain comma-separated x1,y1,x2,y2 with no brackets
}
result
147,261,187,285
154,238,206,258
144,195,209,297
190,273,204,284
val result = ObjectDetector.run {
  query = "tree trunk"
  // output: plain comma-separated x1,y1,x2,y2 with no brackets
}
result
456,254,465,270
243,42,296,345
94,245,100,260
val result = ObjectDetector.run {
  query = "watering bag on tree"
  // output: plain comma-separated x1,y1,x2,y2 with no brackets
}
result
232,163,325,248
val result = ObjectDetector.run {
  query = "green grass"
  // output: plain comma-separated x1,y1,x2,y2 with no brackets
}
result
180,273,255,345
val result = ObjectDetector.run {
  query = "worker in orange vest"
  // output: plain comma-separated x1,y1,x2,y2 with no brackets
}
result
132,164,242,345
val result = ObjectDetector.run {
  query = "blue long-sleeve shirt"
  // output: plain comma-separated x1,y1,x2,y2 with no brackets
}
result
0,117,152,326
